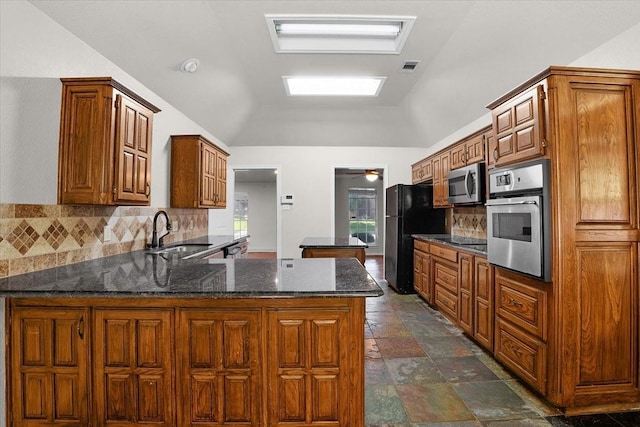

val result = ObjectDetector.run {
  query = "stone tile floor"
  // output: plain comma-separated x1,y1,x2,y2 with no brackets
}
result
363,285,640,426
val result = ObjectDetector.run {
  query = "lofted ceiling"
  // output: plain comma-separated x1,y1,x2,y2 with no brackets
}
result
30,0,640,148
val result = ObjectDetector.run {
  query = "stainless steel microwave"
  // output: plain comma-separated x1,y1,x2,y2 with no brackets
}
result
447,162,485,205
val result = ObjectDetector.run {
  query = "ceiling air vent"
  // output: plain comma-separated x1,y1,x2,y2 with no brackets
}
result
400,60,421,72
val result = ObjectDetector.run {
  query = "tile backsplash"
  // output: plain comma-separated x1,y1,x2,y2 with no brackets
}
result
0,204,208,278
451,206,487,240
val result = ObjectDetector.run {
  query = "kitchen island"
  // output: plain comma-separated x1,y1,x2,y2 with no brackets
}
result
0,244,382,426
300,236,368,265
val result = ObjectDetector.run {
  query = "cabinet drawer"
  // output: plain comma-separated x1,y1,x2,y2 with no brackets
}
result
495,319,547,394
430,244,458,263
433,261,458,294
496,270,547,339
414,239,429,253
435,286,457,320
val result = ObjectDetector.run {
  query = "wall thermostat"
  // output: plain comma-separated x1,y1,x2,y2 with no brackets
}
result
281,194,294,205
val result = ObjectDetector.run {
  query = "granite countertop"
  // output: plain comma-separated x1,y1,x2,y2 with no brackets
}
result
300,237,368,249
0,236,383,298
412,234,488,256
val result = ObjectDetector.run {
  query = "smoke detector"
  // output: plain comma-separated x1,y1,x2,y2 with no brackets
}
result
180,58,200,73
400,60,421,72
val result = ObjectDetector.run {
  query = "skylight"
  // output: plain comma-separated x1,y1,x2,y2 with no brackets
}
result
283,77,386,96
265,15,416,54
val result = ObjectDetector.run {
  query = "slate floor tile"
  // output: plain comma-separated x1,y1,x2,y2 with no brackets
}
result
609,411,640,426
418,335,475,357
365,385,409,424
453,381,539,421
376,337,426,358
365,359,394,385
546,414,623,426
396,383,476,423
432,356,500,382
402,319,454,338
369,321,412,338
365,338,382,359
385,357,445,384
484,419,553,426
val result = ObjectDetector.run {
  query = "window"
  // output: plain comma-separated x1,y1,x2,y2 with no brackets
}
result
348,188,377,245
234,193,248,238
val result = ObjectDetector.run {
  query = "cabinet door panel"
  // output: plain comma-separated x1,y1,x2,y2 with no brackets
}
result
575,244,636,386
115,94,153,204
12,308,89,426
95,309,173,425
268,309,350,426
177,309,260,426
138,374,166,422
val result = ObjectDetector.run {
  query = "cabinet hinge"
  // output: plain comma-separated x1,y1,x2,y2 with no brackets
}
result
541,138,548,148
539,89,546,100
115,94,121,109
112,186,117,195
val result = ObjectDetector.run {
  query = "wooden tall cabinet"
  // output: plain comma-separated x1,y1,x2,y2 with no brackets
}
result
489,67,640,412
547,68,639,410
171,135,229,208
413,240,432,303
10,308,89,426
58,77,160,205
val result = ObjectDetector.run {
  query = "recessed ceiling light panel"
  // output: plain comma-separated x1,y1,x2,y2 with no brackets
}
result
266,14,416,54
283,76,386,96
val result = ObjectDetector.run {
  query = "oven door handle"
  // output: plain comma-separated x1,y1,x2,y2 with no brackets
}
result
486,200,538,206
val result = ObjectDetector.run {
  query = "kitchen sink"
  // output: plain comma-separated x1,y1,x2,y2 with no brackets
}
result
147,243,213,255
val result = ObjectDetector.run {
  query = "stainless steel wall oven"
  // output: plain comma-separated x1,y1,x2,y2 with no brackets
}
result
486,159,551,281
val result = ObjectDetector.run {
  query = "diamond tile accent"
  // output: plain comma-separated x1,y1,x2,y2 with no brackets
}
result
7,220,40,255
112,218,129,241
93,218,108,242
43,219,69,250
70,219,92,247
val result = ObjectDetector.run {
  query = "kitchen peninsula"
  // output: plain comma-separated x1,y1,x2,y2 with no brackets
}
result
0,242,383,426
300,236,368,265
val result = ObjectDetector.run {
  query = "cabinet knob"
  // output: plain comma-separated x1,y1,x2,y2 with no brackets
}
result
145,183,151,197
493,148,499,161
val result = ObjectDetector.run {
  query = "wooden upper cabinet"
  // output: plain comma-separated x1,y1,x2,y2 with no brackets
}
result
58,77,160,205
171,135,229,208
488,84,546,166
11,307,89,426
450,141,467,170
412,158,433,184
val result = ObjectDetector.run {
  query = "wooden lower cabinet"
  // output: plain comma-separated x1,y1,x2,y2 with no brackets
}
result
8,298,365,427
458,253,474,335
94,309,174,426
494,268,549,394
413,240,432,303
10,307,89,426
267,308,354,426
176,309,260,426
473,257,494,352
432,256,459,321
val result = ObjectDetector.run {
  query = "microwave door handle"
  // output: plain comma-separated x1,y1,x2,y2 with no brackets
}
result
464,170,472,198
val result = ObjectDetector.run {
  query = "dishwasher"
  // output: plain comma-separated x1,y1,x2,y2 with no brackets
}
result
224,241,247,259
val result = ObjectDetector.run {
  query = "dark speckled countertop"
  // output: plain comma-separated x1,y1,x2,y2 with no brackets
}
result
412,234,488,256
0,236,383,298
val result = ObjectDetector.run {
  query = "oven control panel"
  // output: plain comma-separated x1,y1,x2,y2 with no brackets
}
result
489,159,548,195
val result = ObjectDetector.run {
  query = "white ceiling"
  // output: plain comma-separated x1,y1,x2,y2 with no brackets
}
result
30,0,640,148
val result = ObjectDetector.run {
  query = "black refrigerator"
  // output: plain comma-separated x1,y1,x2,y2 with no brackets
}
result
384,184,446,294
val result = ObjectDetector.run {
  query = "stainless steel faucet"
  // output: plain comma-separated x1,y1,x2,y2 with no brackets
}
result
149,210,172,248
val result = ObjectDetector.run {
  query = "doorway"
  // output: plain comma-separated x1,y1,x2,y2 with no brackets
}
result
233,167,280,258
333,167,386,256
